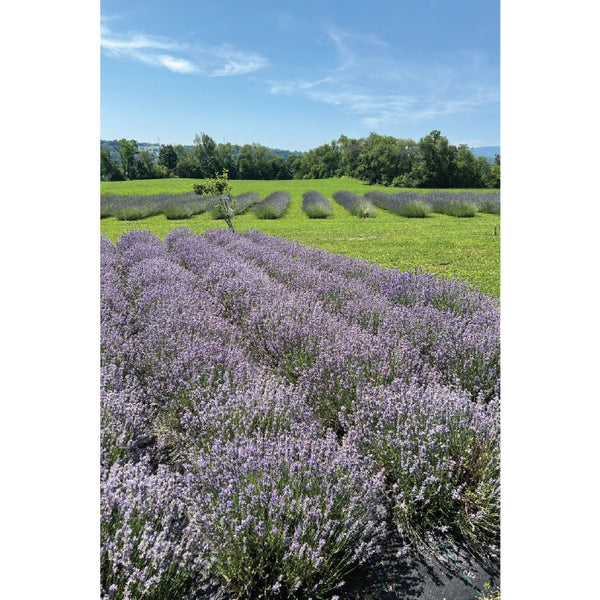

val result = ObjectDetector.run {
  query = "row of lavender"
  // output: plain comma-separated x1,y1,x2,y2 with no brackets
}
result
101,229,500,599
365,190,501,216
101,192,261,221
102,189,499,222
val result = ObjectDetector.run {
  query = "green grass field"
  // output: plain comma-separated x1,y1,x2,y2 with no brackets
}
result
100,178,500,297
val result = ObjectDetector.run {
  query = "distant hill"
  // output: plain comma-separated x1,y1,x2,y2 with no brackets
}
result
470,146,500,160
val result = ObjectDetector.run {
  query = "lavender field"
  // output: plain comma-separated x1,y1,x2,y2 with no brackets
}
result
101,228,500,599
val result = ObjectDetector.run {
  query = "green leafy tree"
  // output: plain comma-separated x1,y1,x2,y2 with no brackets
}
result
237,144,258,179
270,154,290,179
193,169,236,230
409,130,458,188
286,153,302,179
117,139,139,180
158,144,178,173
136,150,157,179
155,164,168,178
100,148,124,181
191,133,219,177
354,133,415,185
175,155,202,178
487,154,501,188
215,142,240,179
337,135,363,179
455,144,483,188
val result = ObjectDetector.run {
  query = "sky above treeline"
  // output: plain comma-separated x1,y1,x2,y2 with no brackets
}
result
101,0,500,152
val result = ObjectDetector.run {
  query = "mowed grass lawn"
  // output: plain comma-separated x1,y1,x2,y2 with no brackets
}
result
101,178,500,297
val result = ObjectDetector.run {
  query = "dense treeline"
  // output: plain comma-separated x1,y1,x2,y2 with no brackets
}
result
101,130,500,188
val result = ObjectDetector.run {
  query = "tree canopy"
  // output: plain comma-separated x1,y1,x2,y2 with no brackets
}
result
100,131,499,188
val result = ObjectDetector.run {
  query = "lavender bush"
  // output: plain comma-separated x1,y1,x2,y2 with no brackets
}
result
344,382,500,558
398,201,430,218
431,200,478,217
200,229,500,402
188,428,387,599
302,191,334,218
157,375,318,462
252,191,291,219
332,190,376,218
364,191,428,217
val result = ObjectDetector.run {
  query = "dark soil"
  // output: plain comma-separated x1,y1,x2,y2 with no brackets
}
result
340,532,499,600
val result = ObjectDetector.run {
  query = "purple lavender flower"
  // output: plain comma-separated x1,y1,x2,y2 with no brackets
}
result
344,381,500,558
101,459,208,599
187,426,387,599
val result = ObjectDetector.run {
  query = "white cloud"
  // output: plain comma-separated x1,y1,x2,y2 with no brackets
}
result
101,33,183,53
156,55,199,74
101,18,268,77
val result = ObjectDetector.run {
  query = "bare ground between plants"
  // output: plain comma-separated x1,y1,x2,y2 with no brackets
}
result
340,532,499,600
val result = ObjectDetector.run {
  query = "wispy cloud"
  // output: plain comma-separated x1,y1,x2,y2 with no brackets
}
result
153,55,199,74
101,17,268,77
326,26,355,71
268,25,498,129
211,45,269,77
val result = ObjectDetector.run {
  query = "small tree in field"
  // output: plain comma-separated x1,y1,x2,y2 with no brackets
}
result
193,169,236,231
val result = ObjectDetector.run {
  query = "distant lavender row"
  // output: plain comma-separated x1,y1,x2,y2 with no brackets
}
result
332,190,377,218
208,191,261,219
365,190,501,215
100,192,216,220
302,191,334,218
252,190,291,219
101,191,262,221
101,229,500,599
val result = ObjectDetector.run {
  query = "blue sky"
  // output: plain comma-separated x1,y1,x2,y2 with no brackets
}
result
101,0,499,151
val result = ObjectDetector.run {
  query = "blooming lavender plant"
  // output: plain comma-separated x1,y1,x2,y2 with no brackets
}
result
187,427,387,599
332,190,377,218
302,191,334,218
236,229,498,316
200,229,500,402
101,460,207,600
252,191,291,219
344,382,500,558
101,367,158,469
156,373,319,465
426,191,500,215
